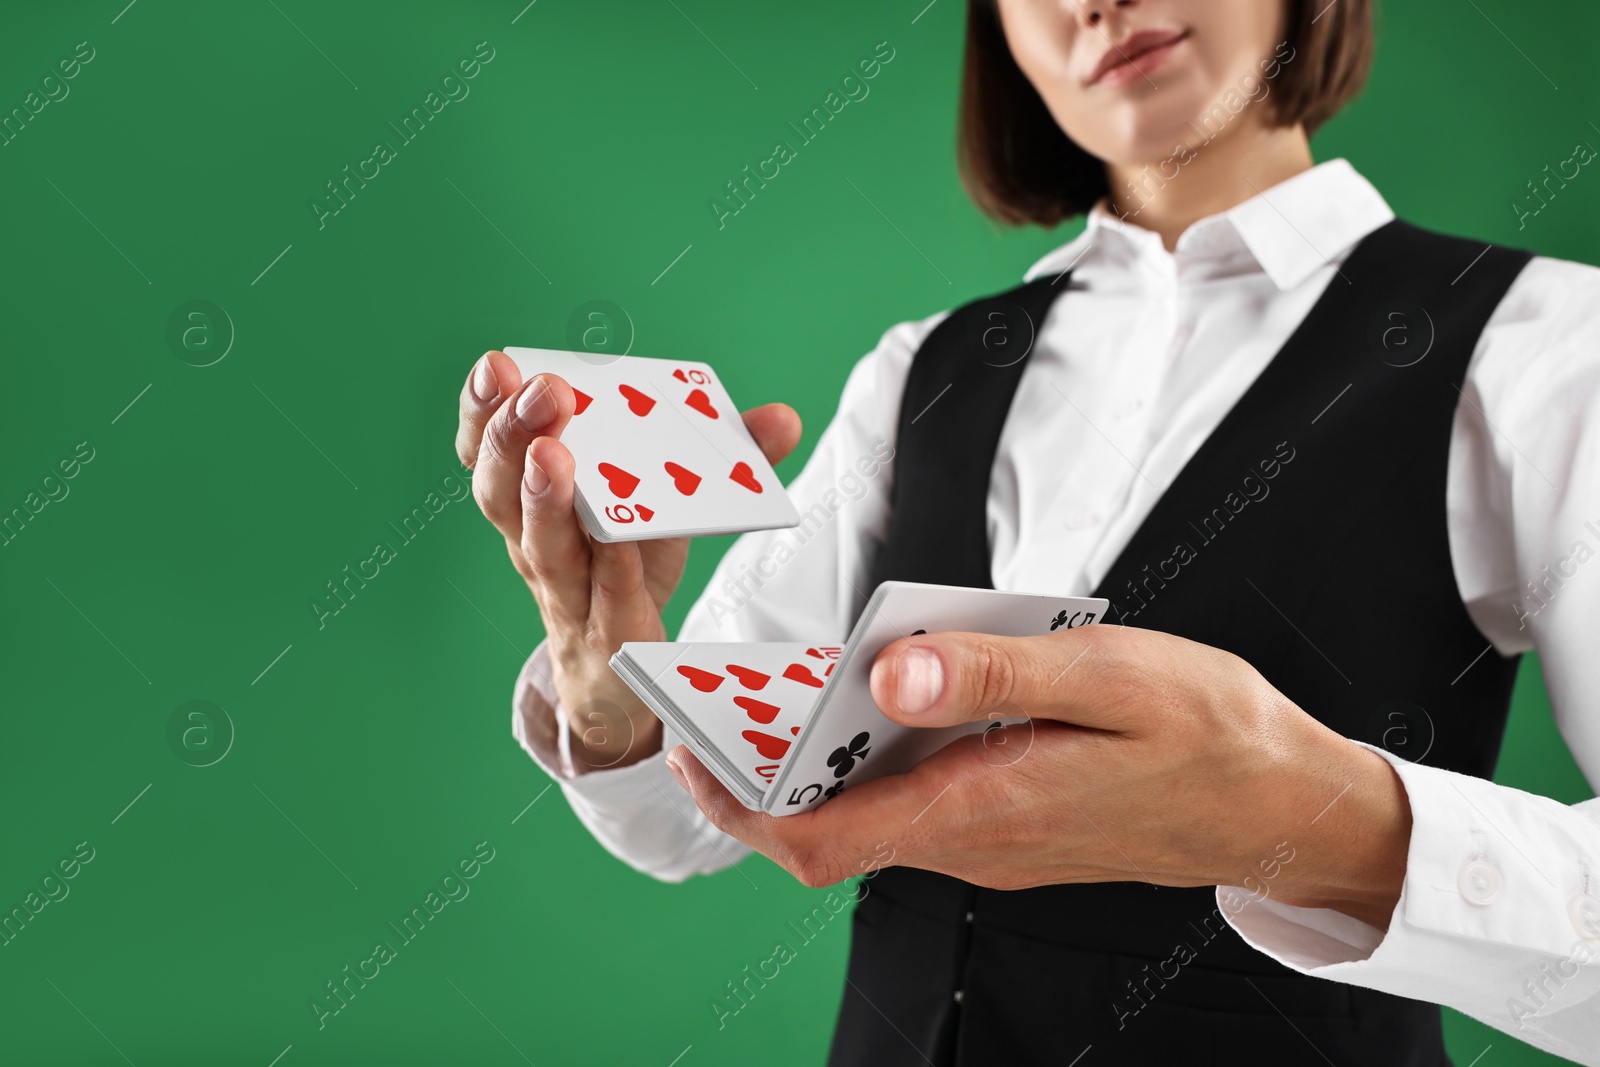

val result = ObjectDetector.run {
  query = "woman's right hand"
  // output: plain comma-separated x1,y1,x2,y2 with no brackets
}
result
456,350,802,772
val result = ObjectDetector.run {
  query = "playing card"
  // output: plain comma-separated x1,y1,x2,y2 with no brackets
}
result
763,583,1108,815
503,348,800,542
611,581,1106,815
611,641,828,806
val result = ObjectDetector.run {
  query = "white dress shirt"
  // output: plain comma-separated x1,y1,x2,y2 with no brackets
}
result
510,159,1600,1062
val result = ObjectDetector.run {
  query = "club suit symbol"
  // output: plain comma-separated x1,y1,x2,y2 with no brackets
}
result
1050,610,1078,631
827,731,872,779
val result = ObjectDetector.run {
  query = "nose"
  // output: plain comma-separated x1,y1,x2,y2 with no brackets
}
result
1073,0,1138,29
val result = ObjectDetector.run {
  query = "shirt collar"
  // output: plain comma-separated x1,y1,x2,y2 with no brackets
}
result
1024,158,1395,291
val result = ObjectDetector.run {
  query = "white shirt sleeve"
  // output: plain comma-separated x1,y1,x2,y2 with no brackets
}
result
1221,257,1600,1064
507,313,943,881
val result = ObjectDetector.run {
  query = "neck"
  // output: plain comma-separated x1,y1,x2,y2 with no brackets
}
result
1105,122,1314,251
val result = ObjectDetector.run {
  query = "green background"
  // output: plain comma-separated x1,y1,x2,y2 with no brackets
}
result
1,0,1595,1064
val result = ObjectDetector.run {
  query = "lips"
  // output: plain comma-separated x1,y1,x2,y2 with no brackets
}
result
1088,28,1189,86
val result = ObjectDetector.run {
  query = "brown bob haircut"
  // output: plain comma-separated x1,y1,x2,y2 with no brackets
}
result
958,0,1374,226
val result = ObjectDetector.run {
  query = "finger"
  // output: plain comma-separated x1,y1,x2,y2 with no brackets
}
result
456,351,523,469
520,434,591,622
665,746,763,841
867,626,1140,731
667,745,939,888
741,403,802,467
473,372,576,543
588,535,655,634
637,537,690,612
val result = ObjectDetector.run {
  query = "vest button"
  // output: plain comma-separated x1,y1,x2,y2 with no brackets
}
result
1457,860,1502,906
953,990,964,1003
965,910,975,924
1569,894,1600,940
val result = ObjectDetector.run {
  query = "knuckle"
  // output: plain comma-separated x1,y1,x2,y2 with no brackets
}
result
696,804,728,836
788,846,844,889
522,543,558,585
699,796,738,837
505,540,538,584
479,412,518,470
590,571,626,602
527,557,555,591
524,490,561,534
971,638,1018,710
589,557,638,603
471,475,511,524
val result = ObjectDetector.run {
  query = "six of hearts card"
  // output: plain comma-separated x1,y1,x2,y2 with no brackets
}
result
504,348,799,541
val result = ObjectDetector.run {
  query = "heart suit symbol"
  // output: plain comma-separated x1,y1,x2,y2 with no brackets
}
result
664,462,702,496
729,462,762,493
726,665,770,689
783,663,824,688
618,384,656,416
676,666,723,692
734,696,780,724
598,463,640,498
741,730,791,760
684,389,718,419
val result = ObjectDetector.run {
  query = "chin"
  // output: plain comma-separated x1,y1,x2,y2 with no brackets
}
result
1085,79,1223,168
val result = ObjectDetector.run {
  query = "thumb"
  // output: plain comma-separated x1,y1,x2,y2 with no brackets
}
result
741,403,802,467
868,629,1114,729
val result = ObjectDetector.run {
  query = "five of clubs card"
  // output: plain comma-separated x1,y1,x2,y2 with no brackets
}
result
505,348,800,542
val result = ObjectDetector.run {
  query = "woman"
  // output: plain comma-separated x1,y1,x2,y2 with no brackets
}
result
456,1,1600,1063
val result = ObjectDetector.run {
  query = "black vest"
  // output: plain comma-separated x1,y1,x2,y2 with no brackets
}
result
827,220,1534,1066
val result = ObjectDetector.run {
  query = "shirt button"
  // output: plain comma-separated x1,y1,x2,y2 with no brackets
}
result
952,990,965,1003
1115,398,1144,419
1065,513,1101,530
1457,860,1502,906
1568,894,1600,940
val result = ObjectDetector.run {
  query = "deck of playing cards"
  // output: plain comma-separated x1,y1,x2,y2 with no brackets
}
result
505,348,801,542
610,582,1109,815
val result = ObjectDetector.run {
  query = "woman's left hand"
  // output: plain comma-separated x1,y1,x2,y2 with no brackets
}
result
666,624,1414,929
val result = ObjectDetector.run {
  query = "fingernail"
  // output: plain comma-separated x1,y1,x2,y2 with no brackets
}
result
894,645,944,715
666,753,690,792
471,355,498,403
515,377,556,431
524,456,549,495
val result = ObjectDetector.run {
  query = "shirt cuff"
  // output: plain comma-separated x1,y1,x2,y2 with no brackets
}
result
1220,740,1600,1050
511,638,676,794
510,639,751,882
